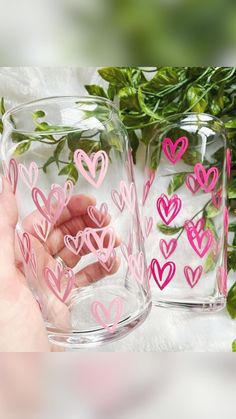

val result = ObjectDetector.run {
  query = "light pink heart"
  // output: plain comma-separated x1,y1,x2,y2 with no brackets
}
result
3,158,18,194
91,297,123,333
184,265,203,288
33,218,51,242
51,180,74,206
99,250,117,272
186,227,213,258
84,227,116,263
30,250,38,278
142,169,155,205
74,149,108,188
159,238,177,259
32,186,65,225
144,216,153,238
151,259,176,290
194,163,219,193
64,231,84,256
19,162,39,189
44,265,75,303
156,193,182,225
111,189,125,212
128,252,145,283
87,203,108,227
120,236,133,262
17,231,31,264
162,136,188,164
120,181,136,214
185,174,200,194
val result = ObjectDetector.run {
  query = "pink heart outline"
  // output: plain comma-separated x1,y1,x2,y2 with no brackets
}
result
186,227,213,258
156,193,182,225
91,297,124,333
44,265,75,303
64,231,85,256
120,234,133,262
217,266,227,296
128,252,145,284
17,230,31,264
211,188,222,209
159,238,177,259
84,226,116,263
74,149,108,189
151,259,176,290
3,158,18,194
226,148,231,179
142,169,155,205
111,189,125,212
19,162,39,189
120,181,136,215
194,163,219,193
87,203,108,227
144,216,153,238
184,217,205,236
33,218,51,242
184,265,203,288
30,249,38,278
162,136,189,164
185,174,200,194
99,249,117,273
51,180,74,207
32,186,65,225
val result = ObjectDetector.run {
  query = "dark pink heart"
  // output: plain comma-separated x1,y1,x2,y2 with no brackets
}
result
156,194,182,225
185,174,200,194
151,259,176,290
159,238,177,259
184,265,203,288
162,136,188,164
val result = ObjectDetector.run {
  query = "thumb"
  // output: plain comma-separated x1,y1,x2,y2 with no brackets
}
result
0,175,18,272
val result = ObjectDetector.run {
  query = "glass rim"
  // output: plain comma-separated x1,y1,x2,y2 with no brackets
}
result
158,111,226,130
2,95,119,136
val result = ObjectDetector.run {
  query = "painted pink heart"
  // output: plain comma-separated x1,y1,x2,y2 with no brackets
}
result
64,231,84,256
74,149,108,188
52,180,74,206
32,186,65,224
185,174,200,194
156,194,182,225
33,218,51,242
184,218,205,236
87,203,108,227
144,216,153,238
212,188,222,209
16,231,31,264
186,227,213,258
194,163,219,193
162,136,188,164
84,227,116,263
226,148,231,179
217,266,227,296
159,238,177,259
30,250,38,278
128,252,145,284
151,259,176,290
142,169,155,205
91,297,123,333
19,161,39,189
184,265,203,288
3,158,18,194
120,235,133,262
44,265,75,303
224,206,229,234
120,181,136,214
99,250,117,273
111,189,125,212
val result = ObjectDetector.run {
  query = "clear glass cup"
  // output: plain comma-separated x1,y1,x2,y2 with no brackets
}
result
0,96,151,348
142,113,228,312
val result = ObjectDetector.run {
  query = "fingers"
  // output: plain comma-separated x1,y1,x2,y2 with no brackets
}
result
0,176,18,278
75,257,120,288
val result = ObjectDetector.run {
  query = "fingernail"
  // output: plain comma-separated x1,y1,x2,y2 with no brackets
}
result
0,176,3,193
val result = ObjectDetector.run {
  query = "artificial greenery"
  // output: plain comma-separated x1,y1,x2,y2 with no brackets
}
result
1,67,236,322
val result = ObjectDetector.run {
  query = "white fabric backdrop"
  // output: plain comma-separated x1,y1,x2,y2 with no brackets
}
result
0,66,235,352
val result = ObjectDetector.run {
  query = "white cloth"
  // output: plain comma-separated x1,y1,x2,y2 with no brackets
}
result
0,66,235,352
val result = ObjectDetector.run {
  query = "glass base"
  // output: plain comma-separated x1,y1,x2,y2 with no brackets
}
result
152,296,226,312
46,285,151,349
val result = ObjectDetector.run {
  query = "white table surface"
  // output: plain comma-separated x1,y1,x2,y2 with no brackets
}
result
0,66,235,352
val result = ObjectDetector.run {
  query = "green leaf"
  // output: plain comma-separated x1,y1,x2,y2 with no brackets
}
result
186,85,208,113
137,88,162,120
150,144,162,171
129,131,139,163
0,119,3,134
225,119,236,129
228,250,236,272
167,172,186,195
204,252,216,273
84,84,107,98
108,135,124,153
157,224,182,235
54,138,66,166
205,218,218,239
205,202,220,218
227,281,236,318
119,87,140,111
14,141,31,156
58,163,78,184
0,97,5,115
144,67,179,91
67,132,83,152
228,222,236,232
232,340,236,352
43,156,56,173
181,149,202,166
228,179,236,199
98,67,129,87
12,132,32,143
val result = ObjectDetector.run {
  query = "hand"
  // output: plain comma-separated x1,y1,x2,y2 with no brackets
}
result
0,176,119,352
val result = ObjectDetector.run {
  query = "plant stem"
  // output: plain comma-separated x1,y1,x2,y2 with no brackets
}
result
176,198,212,240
